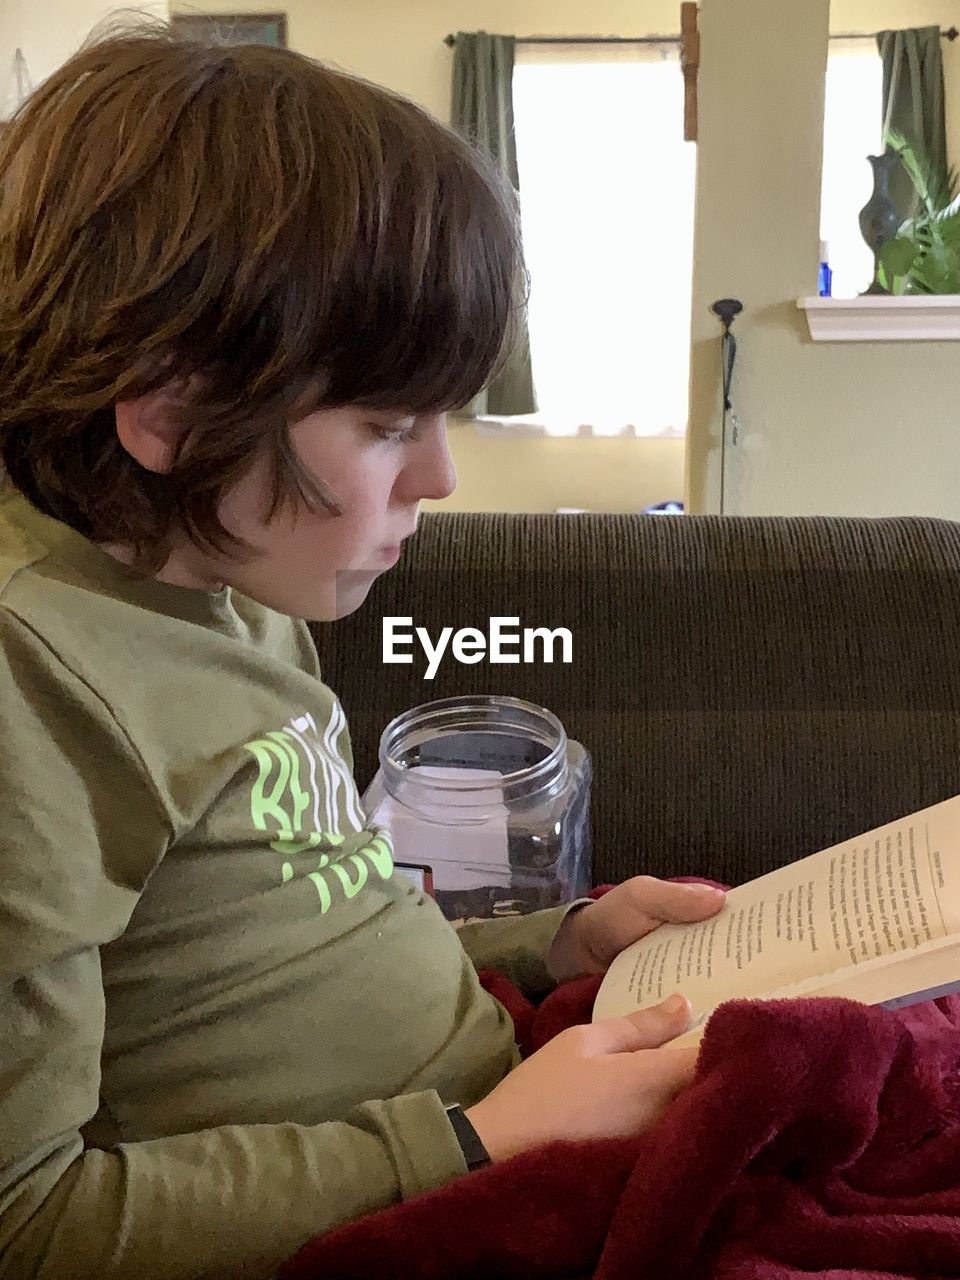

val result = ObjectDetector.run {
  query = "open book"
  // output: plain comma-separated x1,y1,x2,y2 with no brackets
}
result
593,793,960,1045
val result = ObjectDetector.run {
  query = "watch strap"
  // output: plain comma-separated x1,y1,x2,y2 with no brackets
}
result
444,1103,491,1172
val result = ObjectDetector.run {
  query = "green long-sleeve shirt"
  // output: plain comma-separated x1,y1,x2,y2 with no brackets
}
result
0,493,572,1279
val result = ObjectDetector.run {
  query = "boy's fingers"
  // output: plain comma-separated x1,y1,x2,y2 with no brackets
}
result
590,994,692,1053
621,876,725,927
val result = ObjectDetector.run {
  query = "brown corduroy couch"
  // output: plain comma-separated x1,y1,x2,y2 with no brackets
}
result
310,511,960,889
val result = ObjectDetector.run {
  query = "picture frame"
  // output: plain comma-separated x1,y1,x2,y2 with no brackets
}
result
170,12,288,49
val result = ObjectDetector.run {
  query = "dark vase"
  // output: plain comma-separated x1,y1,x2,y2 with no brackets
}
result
858,149,903,296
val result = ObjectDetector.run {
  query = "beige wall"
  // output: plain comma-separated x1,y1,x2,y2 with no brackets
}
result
2,0,168,110
687,0,960,518
0,0,26,114
440,427,684,512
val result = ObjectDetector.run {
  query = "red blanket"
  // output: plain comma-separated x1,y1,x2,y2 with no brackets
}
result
280,977,960,1280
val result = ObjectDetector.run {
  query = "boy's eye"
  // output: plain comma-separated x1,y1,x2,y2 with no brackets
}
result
369,419,418,444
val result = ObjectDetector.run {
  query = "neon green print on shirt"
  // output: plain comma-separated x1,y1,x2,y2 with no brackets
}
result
245,732,322,855
245,708,395,912
307,831,395,913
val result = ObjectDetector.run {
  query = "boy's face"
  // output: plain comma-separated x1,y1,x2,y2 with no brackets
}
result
117,401,457,620
219,406,457,619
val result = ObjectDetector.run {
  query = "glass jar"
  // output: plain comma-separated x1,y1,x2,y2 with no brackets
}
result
363,695,592,922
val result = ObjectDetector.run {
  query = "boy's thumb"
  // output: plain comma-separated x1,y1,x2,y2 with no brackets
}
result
593,993,692,1053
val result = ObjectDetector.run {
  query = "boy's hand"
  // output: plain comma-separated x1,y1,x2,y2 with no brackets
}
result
547,876,727,983
466,995,696,1161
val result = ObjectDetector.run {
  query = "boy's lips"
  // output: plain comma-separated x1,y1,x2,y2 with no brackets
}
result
362,530,416,570
380,528,417,558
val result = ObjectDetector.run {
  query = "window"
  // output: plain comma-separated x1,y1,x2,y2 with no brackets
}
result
820,39,883,298
511,43,696,437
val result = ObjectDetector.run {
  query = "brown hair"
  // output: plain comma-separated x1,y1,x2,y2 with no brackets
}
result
0,24,525,567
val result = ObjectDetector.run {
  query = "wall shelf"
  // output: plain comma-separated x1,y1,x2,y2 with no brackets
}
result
797,295,960,342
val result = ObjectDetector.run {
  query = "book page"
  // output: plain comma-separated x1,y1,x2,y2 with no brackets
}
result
654,932,960,1049
593,792,960,1024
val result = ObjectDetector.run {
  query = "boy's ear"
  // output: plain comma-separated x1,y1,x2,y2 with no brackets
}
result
115,386,187,473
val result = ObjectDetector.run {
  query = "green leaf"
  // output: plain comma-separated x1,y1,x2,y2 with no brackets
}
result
880,236,917,280
884,128,958,220
913,241,960,294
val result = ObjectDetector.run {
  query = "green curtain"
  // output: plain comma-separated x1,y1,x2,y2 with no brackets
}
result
877,26,948,218
451,31,537,417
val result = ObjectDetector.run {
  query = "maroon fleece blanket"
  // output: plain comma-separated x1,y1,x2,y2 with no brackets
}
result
280,975,960,1280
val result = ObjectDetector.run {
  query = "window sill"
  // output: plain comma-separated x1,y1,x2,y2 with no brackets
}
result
797,295,960,342
455,416,686,440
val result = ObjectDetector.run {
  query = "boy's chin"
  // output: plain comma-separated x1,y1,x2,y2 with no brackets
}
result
241,568,383,622
327,568,381,621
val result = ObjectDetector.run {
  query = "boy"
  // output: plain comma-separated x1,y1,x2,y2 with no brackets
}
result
0,27,724,1278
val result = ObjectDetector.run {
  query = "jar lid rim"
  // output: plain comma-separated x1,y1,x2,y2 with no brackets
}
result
378,695,568,794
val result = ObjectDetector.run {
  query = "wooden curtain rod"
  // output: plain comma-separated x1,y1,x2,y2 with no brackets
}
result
443,27,959,47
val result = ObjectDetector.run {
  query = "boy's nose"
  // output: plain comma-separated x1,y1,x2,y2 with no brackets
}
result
423,442,457,501
411,417,457,501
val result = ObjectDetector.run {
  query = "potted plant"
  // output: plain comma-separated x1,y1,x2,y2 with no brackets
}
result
879,129,960,294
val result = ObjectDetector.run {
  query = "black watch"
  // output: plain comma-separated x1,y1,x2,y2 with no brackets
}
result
444,1103,491,1172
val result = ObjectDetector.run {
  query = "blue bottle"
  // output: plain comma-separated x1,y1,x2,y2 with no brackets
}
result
818,239,833,297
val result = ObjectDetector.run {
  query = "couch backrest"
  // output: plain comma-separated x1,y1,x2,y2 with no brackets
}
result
310,511,960,887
